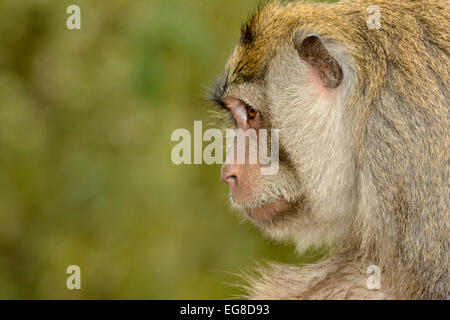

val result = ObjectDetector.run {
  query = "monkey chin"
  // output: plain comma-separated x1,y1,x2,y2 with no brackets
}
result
230,196,297,228
245,200,290,221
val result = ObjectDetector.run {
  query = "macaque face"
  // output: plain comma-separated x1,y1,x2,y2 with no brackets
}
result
213,31,357,249
220,94,301,225
214,79,304,239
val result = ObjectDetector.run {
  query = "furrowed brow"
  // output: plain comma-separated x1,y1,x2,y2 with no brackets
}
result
209,93,227,110
208,73,229,110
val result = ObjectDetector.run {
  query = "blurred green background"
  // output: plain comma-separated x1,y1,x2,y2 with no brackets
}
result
0,0,330,299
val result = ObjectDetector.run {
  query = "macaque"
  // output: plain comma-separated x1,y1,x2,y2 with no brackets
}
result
210,0,449,299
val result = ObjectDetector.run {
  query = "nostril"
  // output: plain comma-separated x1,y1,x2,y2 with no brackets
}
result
223,175,237,185
221,164,238,185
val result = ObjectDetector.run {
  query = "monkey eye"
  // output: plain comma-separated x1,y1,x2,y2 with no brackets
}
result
224,98,260,129
246,105,258,120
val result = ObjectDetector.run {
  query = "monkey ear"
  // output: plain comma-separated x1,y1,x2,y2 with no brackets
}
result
294,35,343,88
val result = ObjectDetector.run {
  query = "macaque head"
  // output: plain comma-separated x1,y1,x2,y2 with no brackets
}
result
211,4,358,251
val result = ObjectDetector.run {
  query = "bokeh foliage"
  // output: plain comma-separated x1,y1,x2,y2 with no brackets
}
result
0,0,330,299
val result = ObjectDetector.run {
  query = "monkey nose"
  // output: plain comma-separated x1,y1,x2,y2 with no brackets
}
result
223,174,237,186
221,165,237,186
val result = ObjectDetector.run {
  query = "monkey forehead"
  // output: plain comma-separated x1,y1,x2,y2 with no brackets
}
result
227,2,293,83
220,2,352,92
211,3,294,103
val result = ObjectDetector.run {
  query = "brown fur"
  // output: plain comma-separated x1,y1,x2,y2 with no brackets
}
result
214,0,449,299
242,255,394,300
